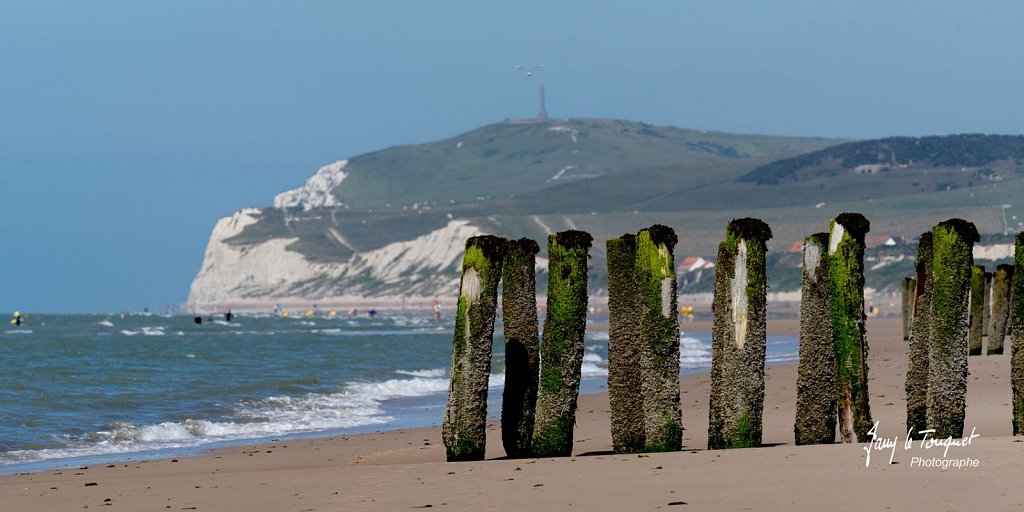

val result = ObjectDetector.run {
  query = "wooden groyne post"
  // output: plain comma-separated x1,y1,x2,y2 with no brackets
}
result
709,218,771,449
500,238,541,458
927,219,978,439
969,265,986,356
989,264,1013,355
636,225,682,452
532,230,592,457
1012,233,1024,435
829,213,873,443
443,235,507,461
795,233,835,445
902,277,916,341
905,232,932,439
606,234,645,453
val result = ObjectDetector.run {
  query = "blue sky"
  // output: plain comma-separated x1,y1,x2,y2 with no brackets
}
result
2,1,1023,312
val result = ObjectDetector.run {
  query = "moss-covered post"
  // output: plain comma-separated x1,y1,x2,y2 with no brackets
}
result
968,265,986,356
1012,233,1024,435
443,235,507,461
636,225,682,452
500,238,540,458
709,218,771,450
828,212,873,443
989,264,1013,355
905,233,933,440
902,277,916,341
983,271,992,340
606,234,645,453
927,219,979,439
795,233,835,445
532,230,592,457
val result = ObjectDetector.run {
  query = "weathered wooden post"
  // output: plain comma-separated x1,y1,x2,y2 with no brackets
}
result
905,232,932,439
532,230,592,457
829,213,873,443
1012,233,1024,435
606,234,645,453
927,219,978,439
709,218,771,449
636,225,682,452
983,271,992,340
795,233,835,445
969,265,986,356
902,277,916,341
500,237,540,458
989,264,1013,355
443,235,507,461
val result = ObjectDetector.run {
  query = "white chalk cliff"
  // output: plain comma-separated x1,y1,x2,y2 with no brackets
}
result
188,209,484,306
273,160,349,211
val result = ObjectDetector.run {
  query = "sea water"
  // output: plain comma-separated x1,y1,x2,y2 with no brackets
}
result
0,313,797,473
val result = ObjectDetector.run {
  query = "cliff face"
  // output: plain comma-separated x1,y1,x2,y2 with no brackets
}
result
187,215,485,307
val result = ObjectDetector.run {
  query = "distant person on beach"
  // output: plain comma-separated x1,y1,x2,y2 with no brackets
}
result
432,300,441,320
368,309,377,319
11,311,22,326
194,315,202,325
348,308,357,317
225,309,234,322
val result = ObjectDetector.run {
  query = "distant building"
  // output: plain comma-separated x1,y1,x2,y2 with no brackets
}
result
865,235,905,249
677,256,714,274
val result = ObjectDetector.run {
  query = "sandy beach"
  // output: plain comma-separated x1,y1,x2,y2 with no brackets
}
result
4,317,1022,511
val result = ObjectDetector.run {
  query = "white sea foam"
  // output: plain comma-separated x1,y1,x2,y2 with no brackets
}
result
5,329,32,334
581,351,609,377
396,368,447,378
0,373,459,465
98,320,114,327
680,336,712,369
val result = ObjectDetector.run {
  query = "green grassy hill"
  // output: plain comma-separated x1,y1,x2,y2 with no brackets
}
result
214,119,1024,299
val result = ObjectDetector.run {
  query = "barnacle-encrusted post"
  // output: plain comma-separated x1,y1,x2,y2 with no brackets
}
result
902,277,916,341
969,265,986,356
829,212,872,443
709,218,771,449
606,234,645,453
905,233,932,440
795,233,835,445
443,235,507,461
636,225,682,452
1012,233,1024,435
989,264,1013,355
500,238,541,458
927,219,979,439
532,230,592,457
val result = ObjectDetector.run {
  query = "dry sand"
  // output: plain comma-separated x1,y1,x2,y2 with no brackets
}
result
4,317,1022,511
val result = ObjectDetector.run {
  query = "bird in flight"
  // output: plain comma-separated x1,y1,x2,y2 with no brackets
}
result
514,64,544,77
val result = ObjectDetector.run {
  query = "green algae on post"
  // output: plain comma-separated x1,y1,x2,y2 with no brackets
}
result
709,218,771,449
989,264,1013,355
532,230,592,457
606,234,646,454
636,225,682,452
828,212,872,443
795,233,835,445
968,265,986,356
443,235,507,461
902,277,916,341
905,232,932,440
927,219,979,439
1012,233,1024,435
500,238,541,458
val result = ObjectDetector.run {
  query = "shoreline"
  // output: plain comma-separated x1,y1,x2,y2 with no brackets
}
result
0,319,728,476
5,317,1020,511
